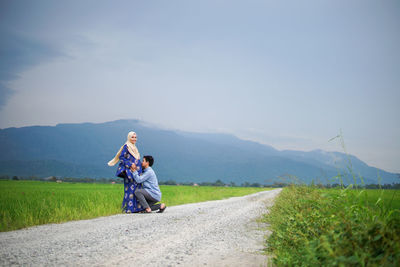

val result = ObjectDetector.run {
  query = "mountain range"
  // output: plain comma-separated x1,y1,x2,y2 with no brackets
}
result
0,119,398,185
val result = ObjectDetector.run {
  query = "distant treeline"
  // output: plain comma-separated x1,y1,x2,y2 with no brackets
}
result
158,179,278,188
0,175,275,187
1,175,400,189
0,175,123,184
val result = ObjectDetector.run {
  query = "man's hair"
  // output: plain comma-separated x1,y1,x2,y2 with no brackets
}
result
143,155,154,167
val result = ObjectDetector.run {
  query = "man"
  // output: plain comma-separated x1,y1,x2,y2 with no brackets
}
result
130,155,166,213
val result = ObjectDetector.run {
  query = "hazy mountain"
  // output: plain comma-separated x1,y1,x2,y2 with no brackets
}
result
0,119,398,185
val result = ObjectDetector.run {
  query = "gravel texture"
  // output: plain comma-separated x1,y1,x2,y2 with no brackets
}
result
0,189,281,267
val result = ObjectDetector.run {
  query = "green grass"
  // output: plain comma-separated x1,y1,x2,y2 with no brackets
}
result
161,184,270,206
345,189,400,211
263,186,400,266
0,180,271,232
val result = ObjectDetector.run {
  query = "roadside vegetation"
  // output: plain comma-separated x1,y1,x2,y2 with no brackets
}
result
0,180,271,232
263,185,400,266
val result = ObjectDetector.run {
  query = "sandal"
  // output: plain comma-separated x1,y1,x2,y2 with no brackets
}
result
157,204,167,213
139,209,152,213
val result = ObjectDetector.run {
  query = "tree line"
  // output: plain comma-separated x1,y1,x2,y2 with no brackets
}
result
1,175,400,189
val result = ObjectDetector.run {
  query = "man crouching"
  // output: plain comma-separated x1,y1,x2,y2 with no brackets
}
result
131,155,166,213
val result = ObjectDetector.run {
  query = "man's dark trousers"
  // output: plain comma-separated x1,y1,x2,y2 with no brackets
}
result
135,189,161,211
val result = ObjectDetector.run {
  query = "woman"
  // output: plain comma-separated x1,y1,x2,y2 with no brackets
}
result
108,131,144,213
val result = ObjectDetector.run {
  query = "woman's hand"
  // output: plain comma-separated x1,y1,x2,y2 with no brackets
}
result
130,163,136,172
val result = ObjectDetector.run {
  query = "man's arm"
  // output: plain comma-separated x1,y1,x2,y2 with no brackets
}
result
131,168,152,184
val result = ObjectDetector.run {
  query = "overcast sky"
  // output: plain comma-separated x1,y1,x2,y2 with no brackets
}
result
0,0,399,173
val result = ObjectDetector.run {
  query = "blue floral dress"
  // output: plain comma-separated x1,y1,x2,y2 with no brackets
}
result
116,144,144,213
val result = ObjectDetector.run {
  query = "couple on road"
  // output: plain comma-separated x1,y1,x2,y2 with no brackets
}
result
108,131,166,214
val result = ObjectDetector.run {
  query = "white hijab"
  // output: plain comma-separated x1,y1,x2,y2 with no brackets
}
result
108,131,141,166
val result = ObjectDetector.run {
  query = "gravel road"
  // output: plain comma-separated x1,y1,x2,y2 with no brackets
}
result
0,188,281,267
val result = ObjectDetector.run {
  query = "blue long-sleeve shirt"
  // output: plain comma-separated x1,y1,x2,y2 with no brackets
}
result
132,167,161,201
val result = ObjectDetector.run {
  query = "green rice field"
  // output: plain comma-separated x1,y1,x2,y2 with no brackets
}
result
344,188,400,210
0,180,271,232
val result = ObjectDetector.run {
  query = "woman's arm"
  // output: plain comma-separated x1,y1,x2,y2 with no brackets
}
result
119,145,133,169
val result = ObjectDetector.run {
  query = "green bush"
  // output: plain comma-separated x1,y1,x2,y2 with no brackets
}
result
264,186,400,266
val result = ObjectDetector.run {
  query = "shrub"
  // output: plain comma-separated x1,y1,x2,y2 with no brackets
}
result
264,186,400,266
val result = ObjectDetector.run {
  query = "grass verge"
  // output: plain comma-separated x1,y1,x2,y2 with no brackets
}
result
262,186,400,266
